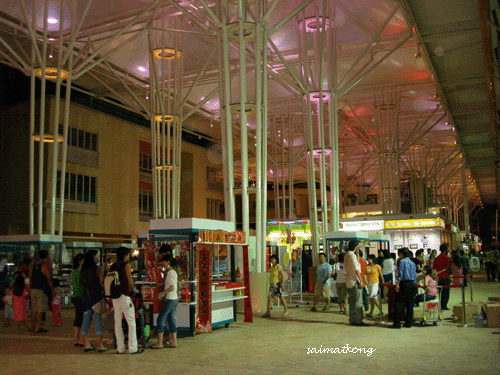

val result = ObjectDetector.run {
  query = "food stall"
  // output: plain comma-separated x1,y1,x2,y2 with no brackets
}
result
146,218,251,335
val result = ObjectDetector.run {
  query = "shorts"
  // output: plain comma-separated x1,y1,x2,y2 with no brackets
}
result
269,283,282,297
314,283,331,299
31,289,49,313
367,283,379,299
4,306,13,319
336,283,347,303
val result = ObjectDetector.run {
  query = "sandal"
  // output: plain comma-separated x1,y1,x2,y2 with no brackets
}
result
74,343,85,347
84,347,95,352
98,348,109,353
149,345,164,349
34,328,48,333
262,313,271,318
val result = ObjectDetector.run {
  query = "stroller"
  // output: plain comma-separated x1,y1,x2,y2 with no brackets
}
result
121,291,148,350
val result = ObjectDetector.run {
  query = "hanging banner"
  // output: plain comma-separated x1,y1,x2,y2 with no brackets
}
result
195,243,212,333
242,245,253,323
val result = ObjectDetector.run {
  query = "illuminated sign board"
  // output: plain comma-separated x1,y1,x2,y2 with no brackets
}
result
341,221,384,231
384,218,445,230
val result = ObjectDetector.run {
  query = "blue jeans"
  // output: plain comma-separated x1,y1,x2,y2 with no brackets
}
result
414,293,436,306
81,309,103,336
157,299,178,334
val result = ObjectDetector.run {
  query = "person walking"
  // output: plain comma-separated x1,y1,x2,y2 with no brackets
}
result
263,255,288,317
344,241,367,326
310,253,332,312
389,248,417,329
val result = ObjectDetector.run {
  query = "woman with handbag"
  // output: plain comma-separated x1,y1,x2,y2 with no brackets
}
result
80,250,108,353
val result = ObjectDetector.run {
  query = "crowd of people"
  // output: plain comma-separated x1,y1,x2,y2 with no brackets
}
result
264,241,479,328
0,250,63,333
0,244,179,354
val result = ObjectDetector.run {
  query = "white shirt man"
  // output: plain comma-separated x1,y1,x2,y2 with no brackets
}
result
344,241,367,326
344,251,361,288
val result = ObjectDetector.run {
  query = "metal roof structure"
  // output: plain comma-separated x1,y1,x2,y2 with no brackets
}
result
0,0,498,226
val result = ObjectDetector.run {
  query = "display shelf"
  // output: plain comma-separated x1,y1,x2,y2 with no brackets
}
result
196,242,248,246
212,287,245,293
212,296,247,304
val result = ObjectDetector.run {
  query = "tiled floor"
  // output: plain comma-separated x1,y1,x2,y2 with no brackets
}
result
1,272,499,374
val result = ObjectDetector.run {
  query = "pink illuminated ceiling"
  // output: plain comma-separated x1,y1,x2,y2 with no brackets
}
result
0,0,496,208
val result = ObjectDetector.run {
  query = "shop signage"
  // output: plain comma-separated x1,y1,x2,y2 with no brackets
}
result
341,220,384,231
385,218,445,229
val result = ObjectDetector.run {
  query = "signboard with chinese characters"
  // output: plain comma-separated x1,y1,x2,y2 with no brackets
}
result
195,243,212,333
341,220,384,231
384,218,445,230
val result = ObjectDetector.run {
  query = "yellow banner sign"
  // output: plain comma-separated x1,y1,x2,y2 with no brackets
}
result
384,218,445,229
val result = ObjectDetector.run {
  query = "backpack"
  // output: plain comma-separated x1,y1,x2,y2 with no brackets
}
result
104,264,124,299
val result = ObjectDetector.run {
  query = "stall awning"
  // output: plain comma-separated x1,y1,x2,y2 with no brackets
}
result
325,231,369,241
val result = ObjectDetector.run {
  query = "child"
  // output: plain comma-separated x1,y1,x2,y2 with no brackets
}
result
11,274,30,333
3,287,13,326
51,278,62,326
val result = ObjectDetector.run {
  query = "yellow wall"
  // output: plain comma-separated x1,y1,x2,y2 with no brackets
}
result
43,99,224,239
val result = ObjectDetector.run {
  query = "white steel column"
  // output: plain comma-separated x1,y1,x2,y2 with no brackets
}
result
148,16,184,219
20,0,76,235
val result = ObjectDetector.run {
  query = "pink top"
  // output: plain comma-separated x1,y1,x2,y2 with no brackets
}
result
425,275,437,296
452,264,463,286
11,290,28,322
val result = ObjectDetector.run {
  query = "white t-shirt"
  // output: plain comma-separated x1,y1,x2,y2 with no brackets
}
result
382,258,395,275
344,251,361,288
163,270,178,300
334,263,346,283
